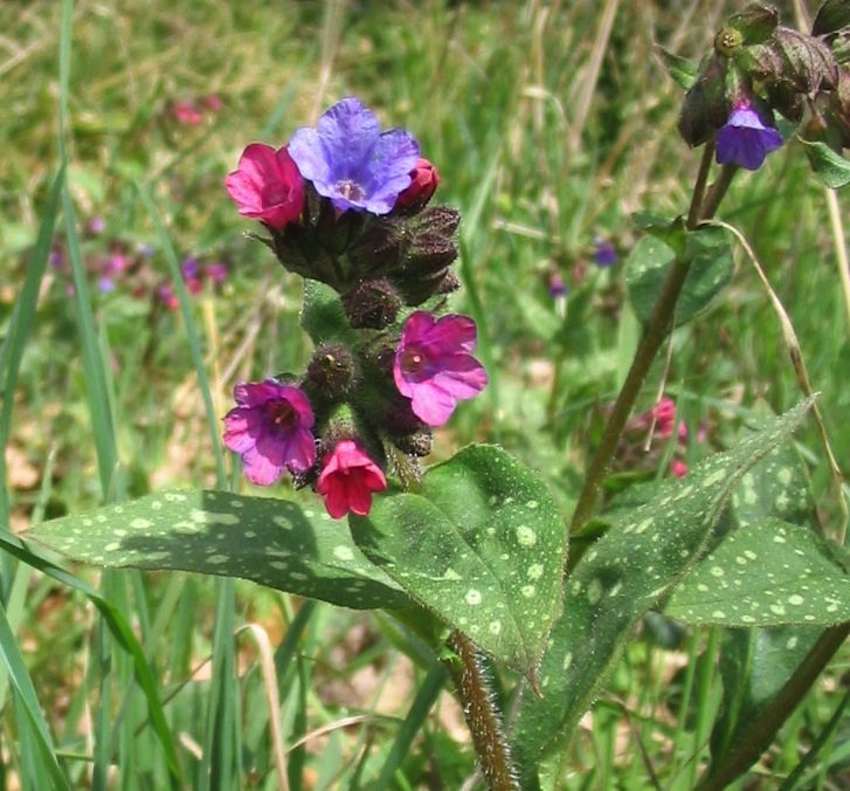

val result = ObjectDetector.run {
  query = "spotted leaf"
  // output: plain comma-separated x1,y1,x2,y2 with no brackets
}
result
511,398,813,785
25,490,411,610
350,444,567,676
666,519,850,627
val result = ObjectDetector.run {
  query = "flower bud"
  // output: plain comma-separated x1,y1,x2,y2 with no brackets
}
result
725,3,778,46
769,27,838,93
395,158,440,212
715,27,744,57
305,343,356,403
347,218,406,273
342,278,402,329
678,55,731,146
392,428,433,458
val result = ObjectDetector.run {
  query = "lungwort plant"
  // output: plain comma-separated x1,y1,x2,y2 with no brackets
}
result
23,3,850,788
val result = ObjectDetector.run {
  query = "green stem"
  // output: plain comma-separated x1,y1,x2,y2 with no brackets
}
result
446,631,518,791
696,623,850,790
569,149,735,534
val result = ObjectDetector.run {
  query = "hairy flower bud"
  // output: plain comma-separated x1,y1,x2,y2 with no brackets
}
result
347,218,406,273
342,278,402,329
305,343,356,403
678,55,731,146
392,428,433,458
715,27,745,57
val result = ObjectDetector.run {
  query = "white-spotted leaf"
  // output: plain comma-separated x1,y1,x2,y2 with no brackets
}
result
667,519,850,627
511,399,813,784
350,444,567,676
26,490,411,610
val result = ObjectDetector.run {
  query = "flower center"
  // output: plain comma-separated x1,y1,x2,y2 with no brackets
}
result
335,179,365,202
268,400,297,429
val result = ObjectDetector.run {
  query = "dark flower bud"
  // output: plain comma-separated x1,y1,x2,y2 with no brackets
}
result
411,205,461,237
678,55,731,146
395,158,440,213
769,27,838,93
403,231,458,275
435,270,461,295
305,343,356,403
394,268,454,306
725,3,779,46
347,218,406,273
342,278,402,329
392,429,433,458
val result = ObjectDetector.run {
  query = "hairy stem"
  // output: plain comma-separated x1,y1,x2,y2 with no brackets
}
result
446,630,518,791
569,151,735,534
696,623,850,790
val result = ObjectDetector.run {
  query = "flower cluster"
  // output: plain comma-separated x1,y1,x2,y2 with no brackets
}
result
223,97,487,519
678,3,850,171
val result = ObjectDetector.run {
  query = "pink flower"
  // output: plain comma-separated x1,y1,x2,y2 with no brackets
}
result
651,397,677,439
225,144,305,230
205,261,229,284
156,284,179,311
316,439,387,519
223,380,316,486
201,94,223,113
671,459,689,478
172,100,204,126
395,158,439,210
393,312,487,426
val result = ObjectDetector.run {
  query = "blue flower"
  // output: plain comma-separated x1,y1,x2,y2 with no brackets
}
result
715,102,783,171
593,238,617,268
288,97,420,215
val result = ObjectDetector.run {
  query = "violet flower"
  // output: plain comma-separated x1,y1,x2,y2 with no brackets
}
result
205,261,229,284
593,238,617,268
548,271,568,298
316,439,387,518
716,102,783,171
393,312,488,426
223,380,316,486
288,97,420,215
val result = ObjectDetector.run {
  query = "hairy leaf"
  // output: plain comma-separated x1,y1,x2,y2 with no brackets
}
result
801,138,850,189
26,490,411,610
626,225,734,328
657,47,699,90
510,399,813,784
351,444,567,675
300,279,354,345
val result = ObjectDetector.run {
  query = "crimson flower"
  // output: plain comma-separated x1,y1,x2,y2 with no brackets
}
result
316,440,387,518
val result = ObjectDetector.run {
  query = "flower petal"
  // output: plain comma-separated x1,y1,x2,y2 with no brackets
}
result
316,97,382,177
288,127,332,185
431,354,488,400
410,381,459,426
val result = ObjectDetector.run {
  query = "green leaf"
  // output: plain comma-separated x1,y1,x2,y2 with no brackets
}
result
26,490,411,610
626,225,734,328
351,444,567,675
657,47,699,90
813,0,850,36
300,279,353,345
510,399,813,783
666,519,850,627
801,138,850,189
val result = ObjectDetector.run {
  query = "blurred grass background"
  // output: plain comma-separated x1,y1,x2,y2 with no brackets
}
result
2,0,850,788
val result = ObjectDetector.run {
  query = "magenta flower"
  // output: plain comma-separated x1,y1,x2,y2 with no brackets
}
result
223,380,316,486
716,102,783,171
670,459,689,478
393,312,488,426
156,284,179,311
288,97,420,215
181,257,204,294
225,144,305,230
316,439,387,519
548,271,568,298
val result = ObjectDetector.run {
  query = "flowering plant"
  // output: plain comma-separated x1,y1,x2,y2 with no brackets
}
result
28,5,850,786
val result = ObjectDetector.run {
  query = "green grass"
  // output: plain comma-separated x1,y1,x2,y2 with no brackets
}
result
2,0,850,788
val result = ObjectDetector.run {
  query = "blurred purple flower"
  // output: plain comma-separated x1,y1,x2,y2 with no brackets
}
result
49,246,65,271
181,257,204,294
393,311,488,426
223,380,316,486
206,261,229,284
156,284,179,311
593,238,617,268
288,97,420,215
548,271,568,298
86,216,105,236
172,100,203,126
98,276,115,293
716,102,783,171
102,253,130,277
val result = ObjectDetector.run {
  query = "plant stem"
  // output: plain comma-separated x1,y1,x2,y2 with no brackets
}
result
446,630,518,791
696,623,850,790
569,150,735,534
